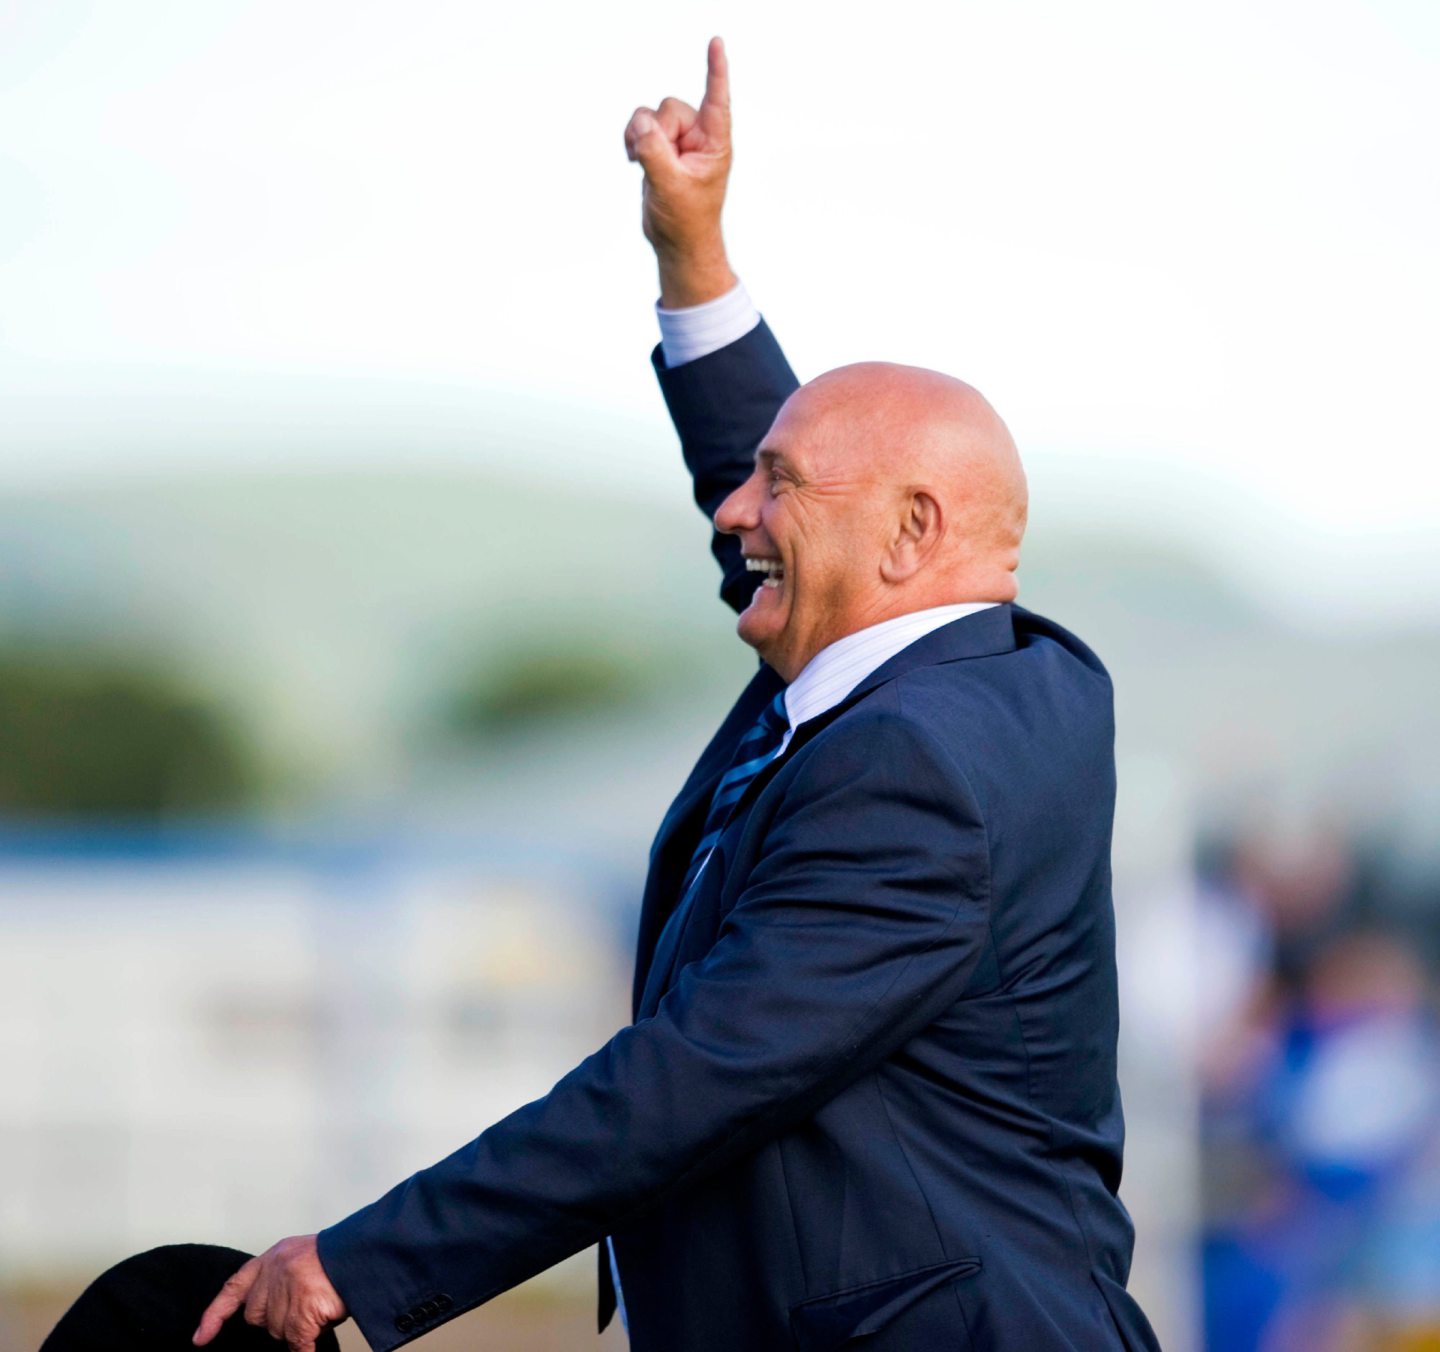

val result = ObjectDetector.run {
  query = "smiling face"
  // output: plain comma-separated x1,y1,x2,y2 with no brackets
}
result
713,383,902,681
712,363,1028,682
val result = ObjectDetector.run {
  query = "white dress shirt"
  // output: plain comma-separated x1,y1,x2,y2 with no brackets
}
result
610,291,995,1331
656,281,762,367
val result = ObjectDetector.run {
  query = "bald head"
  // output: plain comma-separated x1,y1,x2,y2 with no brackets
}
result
714,359,1029,680
792,362,1028,599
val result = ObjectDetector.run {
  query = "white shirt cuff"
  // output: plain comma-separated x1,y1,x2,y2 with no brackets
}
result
656,281,761,368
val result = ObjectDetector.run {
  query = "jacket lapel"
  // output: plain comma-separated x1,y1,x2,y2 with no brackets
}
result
630,662,786,1015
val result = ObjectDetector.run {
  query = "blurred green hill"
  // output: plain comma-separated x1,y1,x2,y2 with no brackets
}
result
0,651,256,817
1,469,1436,852
0,471,749,809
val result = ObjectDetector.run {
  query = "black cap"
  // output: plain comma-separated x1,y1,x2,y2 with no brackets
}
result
41,1244,343,1352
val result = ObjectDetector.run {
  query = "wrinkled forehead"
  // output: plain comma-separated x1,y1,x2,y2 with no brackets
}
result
757,383,870,474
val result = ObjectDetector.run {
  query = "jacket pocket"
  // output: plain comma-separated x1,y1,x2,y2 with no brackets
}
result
789,1256,981,1352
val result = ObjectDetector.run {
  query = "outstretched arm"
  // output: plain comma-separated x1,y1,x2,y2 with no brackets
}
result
314,712,990,1351
196,718,994,1352
626,39,800,614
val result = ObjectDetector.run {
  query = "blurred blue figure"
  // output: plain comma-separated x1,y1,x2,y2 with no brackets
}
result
1202,867,1440,1352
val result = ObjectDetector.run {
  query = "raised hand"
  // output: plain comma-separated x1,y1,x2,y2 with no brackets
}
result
624,36,738,306
192,1234,347,1352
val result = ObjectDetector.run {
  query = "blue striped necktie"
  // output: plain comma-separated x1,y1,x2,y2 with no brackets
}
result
679,690,789,897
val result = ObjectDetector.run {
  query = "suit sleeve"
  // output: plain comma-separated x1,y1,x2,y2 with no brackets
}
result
316,708,993,1351
652,320,800,614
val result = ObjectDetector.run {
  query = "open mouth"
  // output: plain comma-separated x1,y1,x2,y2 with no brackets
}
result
745,557,785,589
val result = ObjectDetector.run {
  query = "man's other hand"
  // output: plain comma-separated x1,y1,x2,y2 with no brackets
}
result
192,1234,347,1352
625,36,737,307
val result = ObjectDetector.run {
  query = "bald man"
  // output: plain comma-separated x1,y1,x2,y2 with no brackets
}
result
196,40,1159,1352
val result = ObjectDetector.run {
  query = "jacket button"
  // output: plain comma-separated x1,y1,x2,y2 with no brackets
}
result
435,1293,453,1311
395,1314,414,1332
420,1299,439,1317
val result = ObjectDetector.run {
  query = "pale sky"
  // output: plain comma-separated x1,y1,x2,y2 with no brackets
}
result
2,0,1437,620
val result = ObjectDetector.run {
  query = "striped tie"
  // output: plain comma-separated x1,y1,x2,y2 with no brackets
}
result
678,690,789,897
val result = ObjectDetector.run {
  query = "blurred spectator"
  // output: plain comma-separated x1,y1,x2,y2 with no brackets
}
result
1199,825,1440,1351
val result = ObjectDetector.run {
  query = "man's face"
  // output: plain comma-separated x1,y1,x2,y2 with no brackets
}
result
713,392,892,681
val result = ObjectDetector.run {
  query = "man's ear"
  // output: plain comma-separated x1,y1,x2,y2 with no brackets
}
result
880,489,943,583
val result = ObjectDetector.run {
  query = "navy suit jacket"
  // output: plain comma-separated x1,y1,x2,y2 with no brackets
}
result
317,322,1161,1351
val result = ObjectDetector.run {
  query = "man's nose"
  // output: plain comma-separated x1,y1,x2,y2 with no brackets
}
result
714,478,758,535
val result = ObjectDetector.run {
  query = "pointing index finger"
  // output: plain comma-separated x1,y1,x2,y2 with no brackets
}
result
703,36,730,114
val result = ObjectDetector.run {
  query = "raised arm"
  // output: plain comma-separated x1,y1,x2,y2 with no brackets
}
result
625,39,799,614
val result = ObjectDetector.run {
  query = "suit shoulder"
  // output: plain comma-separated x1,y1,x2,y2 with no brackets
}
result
892,611,1114,737
887,613,1116,814
884,609,1111,719
1010,604,1113,687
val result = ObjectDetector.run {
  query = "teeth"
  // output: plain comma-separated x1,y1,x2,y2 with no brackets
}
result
746,557,784,591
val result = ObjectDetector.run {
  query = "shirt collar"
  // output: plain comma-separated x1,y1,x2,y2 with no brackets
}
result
779,603,998,750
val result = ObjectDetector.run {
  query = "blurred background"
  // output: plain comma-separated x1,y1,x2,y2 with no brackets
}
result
1,1,1437,1349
